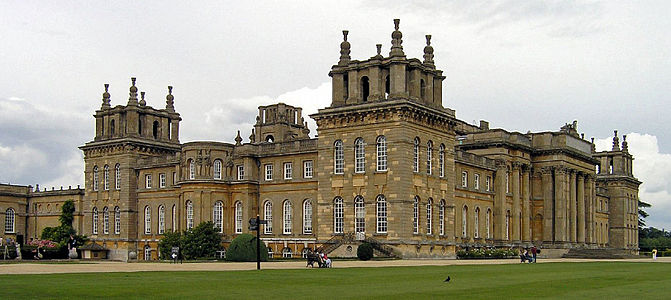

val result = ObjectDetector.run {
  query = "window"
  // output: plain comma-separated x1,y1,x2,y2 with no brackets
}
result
506,172,510,193
144,206,151,234
172,172,177,185
145,174,152,189
505,210,510,240
426,198,433,235
282,248,292,258
461,171,468,188
334,140,344,174
462,206,468,237
93,166,99,191
283,200,292,234
439,144,445,177
413,196,419,234
103,207,109,234
144,245,151,261
474,207,480,238
189,160,195,179
303,161,313,178
235,201,242,234
426,141,433,175
4,208,15,233
213,201,223,233
377,136,387,171
214,160,222,179
115,164,121,190
486,176,491,192
237,165,244,180
355,196,365,233
114,206,120,234
284,162,292,180
264,201,273,234
186,201,194,230
158,205,165,234
355,138,365,173
103,165,109,190
159,173,166,188
474,174,480,190
171,205,176,232
439,200,445,236
334,197,344,234
413,137,420,172
265,164,273,181
376,195,387,233
486,209,491,239
303,200,312,234
92,207,99,234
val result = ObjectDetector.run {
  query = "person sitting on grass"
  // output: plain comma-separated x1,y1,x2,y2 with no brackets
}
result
520,249,532,263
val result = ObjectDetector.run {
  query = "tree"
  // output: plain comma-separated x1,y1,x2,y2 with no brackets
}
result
357,242,374,260
638,199,651,229
226,233,268,262
157,231,182,260
40,199,88,257
180,221,222,260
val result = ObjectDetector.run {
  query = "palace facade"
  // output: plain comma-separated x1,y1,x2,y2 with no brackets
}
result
1,20,640,261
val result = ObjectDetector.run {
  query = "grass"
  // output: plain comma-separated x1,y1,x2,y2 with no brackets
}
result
0,262,667,299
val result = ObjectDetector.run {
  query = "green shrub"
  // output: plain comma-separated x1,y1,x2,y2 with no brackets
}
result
181,221,222,260
357,242,374,260
158,231,183,260
226,233,268,262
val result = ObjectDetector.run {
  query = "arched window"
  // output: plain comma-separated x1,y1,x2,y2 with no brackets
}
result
426,198,433,235
486,208,492,239
144,245,151,261
4,208,15,233
355,196,365,233
462,171,468,187
439,200,445,236
265,135,274,143
103,165,109,190
114,206,120,234
474,207,480,238
282,247,292,258
283,200,292,234
213,160,222,180
384,75,390,99
93,166,99,191
361,76,370,102
334,140,344,174
439,144,445,177
354,138,365,173
153,120,159,139
334,197,344,234
158,205,165,234
413,137,420,172
377,136,387,171
213,201,223,233
413,196,419,234
303,200,313,234
115,164,121,190
92,207,99,234
376,195,387,234
186,201,194,230
462,206,468,237
235,201,242,234
426,141,433,175
103,207,109,234
264,201,273,234
189,160,195,180
505,210,511,240
171,205,176,232
144,206,151,234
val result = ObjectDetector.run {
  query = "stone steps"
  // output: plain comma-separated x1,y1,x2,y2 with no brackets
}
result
562,248,639,259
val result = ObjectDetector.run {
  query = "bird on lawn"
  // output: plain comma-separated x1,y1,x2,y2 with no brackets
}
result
444,276,450,282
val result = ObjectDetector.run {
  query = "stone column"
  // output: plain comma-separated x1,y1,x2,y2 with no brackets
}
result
577,173,585,244
512,162,521,242
569,170,577,243
554,166,567,243
541,167,554,243
590,175,597,244
522,165,531,242
494,160,508,241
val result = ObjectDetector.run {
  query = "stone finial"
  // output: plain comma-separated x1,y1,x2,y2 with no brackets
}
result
34,184,39,192
372,43,383,59
581,133,585,139
390,19,404,57
235,130,242,146
591,137,596,153
622,134,629,152
612,130,620,151
139,91,146,106
128,77,138,106
166,86,175,111
249,128,256,142
423,35,434,66
339,30,351,65
101,83,111,109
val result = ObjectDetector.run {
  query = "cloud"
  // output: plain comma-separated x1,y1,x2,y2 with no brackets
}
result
595,133,671,230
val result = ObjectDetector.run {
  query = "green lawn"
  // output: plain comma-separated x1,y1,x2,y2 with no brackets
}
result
0,262,667,299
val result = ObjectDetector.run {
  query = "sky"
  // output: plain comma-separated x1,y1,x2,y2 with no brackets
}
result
0,1,669,229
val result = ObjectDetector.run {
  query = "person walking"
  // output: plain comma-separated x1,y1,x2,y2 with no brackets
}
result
652,249,657,260
531,246,538,263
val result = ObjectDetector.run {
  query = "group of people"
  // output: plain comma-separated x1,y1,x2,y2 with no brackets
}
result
520,246,539,263
306,250,332,268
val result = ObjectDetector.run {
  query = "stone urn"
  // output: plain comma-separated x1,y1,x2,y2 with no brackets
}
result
128,251,137,260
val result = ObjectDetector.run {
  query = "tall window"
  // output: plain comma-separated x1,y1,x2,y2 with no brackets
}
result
474,207,480,238
264,201,273,234
377,136,387,171
115,164,121,190
213,201,223,233
158,205,165,234
189,160,195,179
505,210,510,240
426,198,433,235
303,160,313,178
486,209,491,239
426,141,433,175
92,207,99,234
214,160,222,179
103,165,109,190
474,174,480,190
462,206,468,237
114,206,120,234
144,206,151,234
145,174,152,189
461,171,468,187
303,200,312,234
413,196,419,234
237,165,244,180
235,201,242,233
265,164,273,181
283,200,292,234
172,172,177,185
4,208,15,233
439,144,445,177
354,138,365,173
93,166,99,191
355,196,365,233
171,205,176,232
186,201,194,230
439,200,445,236
103,207,109,234
506,172,510,193
334,140,344,174
486,176,491,192
334,197,344,234
284,162,292,180
376,195,387,233
413,137,420,172
159,173,166,188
